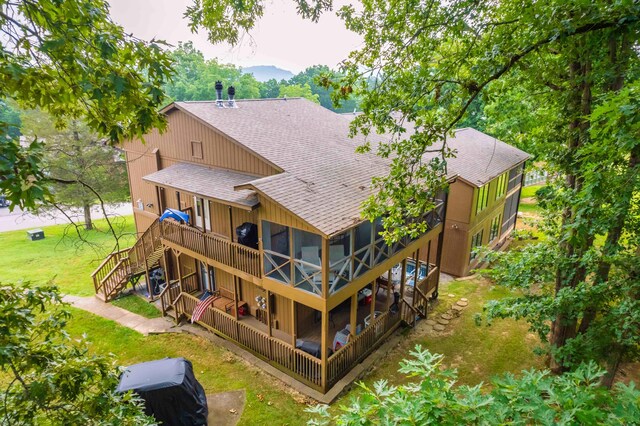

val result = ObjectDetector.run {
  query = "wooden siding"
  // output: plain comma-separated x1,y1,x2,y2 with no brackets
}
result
240,280,293,335
123,109,278,176
259,197,321,235
446,180,474,224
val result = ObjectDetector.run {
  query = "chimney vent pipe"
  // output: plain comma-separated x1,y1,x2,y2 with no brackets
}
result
215,81,224,107
227,86,236,108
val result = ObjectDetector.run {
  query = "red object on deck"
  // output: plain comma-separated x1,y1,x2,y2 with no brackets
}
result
237,304,248,317
363,294,372,305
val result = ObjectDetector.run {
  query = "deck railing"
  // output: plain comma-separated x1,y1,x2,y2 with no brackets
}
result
128,219,162,274
161,221,261,278
326,310,401,388
416,265,439,297
176,292,322,389
91,248,129,295
159,280,181,315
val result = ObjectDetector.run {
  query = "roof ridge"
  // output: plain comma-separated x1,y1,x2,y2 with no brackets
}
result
176,98,304,104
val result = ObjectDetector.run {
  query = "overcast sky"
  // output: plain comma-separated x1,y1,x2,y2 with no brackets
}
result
108,0,362,74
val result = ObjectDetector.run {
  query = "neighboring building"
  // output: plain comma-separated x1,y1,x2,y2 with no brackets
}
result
91,95,528,394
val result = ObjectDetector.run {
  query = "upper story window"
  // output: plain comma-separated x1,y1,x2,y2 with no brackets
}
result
191,140,203,159
475,185,490,215
495,172,508,200
470,229,484,262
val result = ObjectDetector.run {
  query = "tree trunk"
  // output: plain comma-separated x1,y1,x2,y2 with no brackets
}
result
83,204,93,230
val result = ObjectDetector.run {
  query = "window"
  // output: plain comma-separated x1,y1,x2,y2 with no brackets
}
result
495,173,508,199
192,197,211,231
489,214,501,242
475,185,490,215
470,230,484,262
191,140,203,159
262,221,291,284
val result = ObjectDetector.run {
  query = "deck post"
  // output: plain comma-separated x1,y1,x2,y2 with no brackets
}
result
291,299,297,347
386,266,392,310
143,236,152,298
322,238,330,299
321,307,329,392
233,276,239,321
370,280,376,324
399,257,408,301
413,248,420,310
266,289,273,359
176,251,184,293
350,294,357,337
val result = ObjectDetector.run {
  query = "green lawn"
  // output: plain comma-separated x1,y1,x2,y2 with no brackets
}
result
520,184,544,199
0,216,136,295
65,308,310,424
111,294,162,318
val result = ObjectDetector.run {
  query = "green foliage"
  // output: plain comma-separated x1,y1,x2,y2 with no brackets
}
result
0,0,173,210
278,82,320,103
0,282,154,425
309,346,640,425
163,41,261,101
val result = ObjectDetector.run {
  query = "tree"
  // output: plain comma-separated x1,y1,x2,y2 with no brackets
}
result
188,0,640,381
0,282,154,425
308,346,640,425
163,41,261,101
20,109,129,230
0,0,173,210
278,82,320,103
290,65,360,112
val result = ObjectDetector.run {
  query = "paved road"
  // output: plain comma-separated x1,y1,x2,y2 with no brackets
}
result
0,203,133,233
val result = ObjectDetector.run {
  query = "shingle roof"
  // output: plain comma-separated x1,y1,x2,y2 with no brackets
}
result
166,99,529,236
142,163,259,209
422,128,530,187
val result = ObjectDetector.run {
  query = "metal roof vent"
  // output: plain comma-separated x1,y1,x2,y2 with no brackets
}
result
227,86,236,108
215,81,224,108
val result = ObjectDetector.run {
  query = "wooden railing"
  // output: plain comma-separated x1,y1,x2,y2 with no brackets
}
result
182,272,199,293
161,221,261,278
159,280,181,315
326,310,401,388
176,292,322,389
416,265,439,297
400,300,420,327
91,248,128,295
128,219,162,274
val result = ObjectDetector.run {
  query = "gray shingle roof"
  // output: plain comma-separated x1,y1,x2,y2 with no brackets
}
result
423,128,530,187
167,99,529,236
143,163,259,209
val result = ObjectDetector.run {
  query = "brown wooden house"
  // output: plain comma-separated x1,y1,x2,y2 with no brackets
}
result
91,96,527,394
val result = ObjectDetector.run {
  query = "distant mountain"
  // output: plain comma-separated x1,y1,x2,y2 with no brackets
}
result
242,65,294,82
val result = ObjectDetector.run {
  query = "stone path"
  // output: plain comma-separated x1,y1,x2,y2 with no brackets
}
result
207,390,245,426
62,295,177,335
423,297,469,335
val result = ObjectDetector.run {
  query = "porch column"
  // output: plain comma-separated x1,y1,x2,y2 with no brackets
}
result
291,299,297,347
322,238,330,298
399,257,408,301
233,276,239,321
386,266,392,310
143,233,151,297
370,280,377,323
321,307,329,392
350,294,358,337
412,248,420,306
176,251,183,293
266,290,272,338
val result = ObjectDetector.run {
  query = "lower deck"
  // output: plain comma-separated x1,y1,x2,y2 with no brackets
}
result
156,249,438,392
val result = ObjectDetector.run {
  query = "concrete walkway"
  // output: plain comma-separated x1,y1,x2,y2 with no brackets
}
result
63,295,177,335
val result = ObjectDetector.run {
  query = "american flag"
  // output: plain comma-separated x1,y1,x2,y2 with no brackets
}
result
191,295,218,323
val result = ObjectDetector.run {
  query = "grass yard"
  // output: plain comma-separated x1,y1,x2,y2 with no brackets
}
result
111,294,162,318
65,308,311,424
0,216,136,295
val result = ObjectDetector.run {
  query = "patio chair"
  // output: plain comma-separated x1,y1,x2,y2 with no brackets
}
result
301,246,322,284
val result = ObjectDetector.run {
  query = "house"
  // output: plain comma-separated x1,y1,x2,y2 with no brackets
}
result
91,93,528,394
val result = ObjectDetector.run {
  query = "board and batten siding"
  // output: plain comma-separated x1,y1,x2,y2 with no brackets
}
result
240,279,293,335
123,109,279,177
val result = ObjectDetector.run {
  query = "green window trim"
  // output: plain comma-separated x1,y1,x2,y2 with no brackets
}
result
475,185,490,215
489,214,501,242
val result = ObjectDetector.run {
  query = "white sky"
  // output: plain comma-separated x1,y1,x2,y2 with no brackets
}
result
108,0,362,74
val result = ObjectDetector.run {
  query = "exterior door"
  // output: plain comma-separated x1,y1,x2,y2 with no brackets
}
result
199,261,216,293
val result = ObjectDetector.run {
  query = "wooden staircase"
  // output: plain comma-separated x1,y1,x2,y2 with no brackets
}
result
91,218,163,302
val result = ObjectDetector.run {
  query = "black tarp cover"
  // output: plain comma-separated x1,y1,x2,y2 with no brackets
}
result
117,358,208,425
